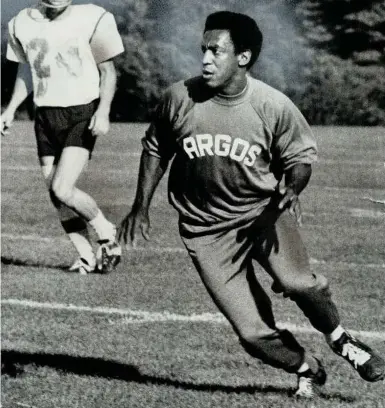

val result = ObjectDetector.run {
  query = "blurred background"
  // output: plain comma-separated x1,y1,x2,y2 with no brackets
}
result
1,0,385,125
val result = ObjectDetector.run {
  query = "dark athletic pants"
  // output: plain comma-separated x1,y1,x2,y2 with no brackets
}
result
180,207,340,373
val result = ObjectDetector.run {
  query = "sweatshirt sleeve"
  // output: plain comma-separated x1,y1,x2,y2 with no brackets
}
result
273,96,317,171
90,11,124,64
6,17,28,63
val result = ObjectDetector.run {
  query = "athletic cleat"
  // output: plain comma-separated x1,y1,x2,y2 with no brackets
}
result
96,239,122,274
68,257,95,275
331,332,385,382
294,358,327,398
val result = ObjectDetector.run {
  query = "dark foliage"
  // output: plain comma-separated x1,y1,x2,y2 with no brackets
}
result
1,0,384,125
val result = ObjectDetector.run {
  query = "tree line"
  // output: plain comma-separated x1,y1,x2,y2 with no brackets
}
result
2,0,384,125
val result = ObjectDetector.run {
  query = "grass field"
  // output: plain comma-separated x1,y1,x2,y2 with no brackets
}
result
1,122,385,408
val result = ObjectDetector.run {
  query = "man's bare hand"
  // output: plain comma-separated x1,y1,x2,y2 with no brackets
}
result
118,208,151,248
88,110,110,137
1,109,15,136
278,186,303,226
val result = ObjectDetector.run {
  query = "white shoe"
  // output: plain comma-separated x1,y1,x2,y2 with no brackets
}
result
294,358,327,398
69,257,96,275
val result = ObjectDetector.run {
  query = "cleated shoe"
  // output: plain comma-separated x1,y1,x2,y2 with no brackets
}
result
69,257,95,275
96,239,122,274
294,358,327,398
331,332,385,382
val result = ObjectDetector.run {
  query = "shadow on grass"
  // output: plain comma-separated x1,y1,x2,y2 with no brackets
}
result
1,256,69,271
1,349,355,402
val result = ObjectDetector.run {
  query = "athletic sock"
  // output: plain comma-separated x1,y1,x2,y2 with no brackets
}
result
61,217,95,266
298,355,319,374
68,233,95,266
297,362,310,373
325,325,346,345
88,210,116,241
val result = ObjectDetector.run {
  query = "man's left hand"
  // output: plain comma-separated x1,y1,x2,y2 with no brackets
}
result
88,110,110,137
278,186,303,226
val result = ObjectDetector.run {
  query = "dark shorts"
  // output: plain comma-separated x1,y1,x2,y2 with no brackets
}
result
34,99,99,163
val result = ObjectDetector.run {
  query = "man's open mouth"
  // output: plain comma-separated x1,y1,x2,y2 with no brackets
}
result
202,71,214,79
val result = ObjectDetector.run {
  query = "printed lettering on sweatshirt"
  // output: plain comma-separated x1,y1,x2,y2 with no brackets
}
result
183,134,262,167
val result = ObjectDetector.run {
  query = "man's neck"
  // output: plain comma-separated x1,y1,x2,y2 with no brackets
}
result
40,5,71,21
218,72,248,96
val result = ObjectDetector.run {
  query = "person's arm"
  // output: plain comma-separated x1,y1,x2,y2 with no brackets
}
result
272,94,317,225
119,84,175,247
88,59,117,137
1,63,32,135
282,163,312,197
88,8,124,137
118,151,169,246
278,163,312,225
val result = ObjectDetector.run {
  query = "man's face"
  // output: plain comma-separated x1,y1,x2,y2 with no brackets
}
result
201,30,241,92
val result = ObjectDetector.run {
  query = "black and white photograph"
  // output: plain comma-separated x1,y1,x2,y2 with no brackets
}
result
1,0,384,407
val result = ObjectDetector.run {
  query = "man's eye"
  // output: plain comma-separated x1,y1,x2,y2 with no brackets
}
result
201,46,221,55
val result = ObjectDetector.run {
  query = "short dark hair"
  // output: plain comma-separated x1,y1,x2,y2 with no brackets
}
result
204,11,263,69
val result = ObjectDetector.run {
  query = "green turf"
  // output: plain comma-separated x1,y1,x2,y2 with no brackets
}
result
2,122,385,408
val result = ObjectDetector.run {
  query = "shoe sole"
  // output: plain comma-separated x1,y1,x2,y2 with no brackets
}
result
68,267,95,275
97,253,121,274
339,354,385,382
360,370,385,382
332,333,385,383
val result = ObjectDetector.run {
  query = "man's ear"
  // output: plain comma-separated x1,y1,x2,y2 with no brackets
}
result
238,50,252,68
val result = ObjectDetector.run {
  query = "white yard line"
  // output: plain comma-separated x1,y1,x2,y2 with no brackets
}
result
1,233,68,243
2,233,385,268
1,165,131,174
308,258,385,269
1,146,141,157
317,186,384,193
2,298,384,340
305,209,384,219
1,233,184,252
362,197,385,205
13,402,38,408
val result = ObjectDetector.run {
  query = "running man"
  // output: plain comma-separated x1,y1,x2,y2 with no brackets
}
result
119,11,385,398
1,0,123,274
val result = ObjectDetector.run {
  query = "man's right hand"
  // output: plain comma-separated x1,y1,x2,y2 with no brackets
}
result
118,207,151,248
1,109,15,136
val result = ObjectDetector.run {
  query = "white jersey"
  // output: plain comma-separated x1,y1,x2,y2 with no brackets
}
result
6,4,124,107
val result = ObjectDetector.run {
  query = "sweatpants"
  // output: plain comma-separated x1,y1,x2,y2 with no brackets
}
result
180,208,340,373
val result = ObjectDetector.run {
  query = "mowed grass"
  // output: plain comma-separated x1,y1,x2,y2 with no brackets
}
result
1,122,385,408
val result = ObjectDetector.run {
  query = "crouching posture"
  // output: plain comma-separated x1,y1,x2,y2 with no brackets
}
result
119,11,385,398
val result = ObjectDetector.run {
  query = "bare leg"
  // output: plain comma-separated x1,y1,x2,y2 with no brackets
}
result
49,146,116,241
50,147,98,220
40,155,95,267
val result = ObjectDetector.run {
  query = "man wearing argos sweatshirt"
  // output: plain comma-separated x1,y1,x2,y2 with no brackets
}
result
119,10,385,398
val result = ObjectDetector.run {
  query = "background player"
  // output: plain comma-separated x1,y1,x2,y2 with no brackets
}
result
119,11,385,398
1,0,123,274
